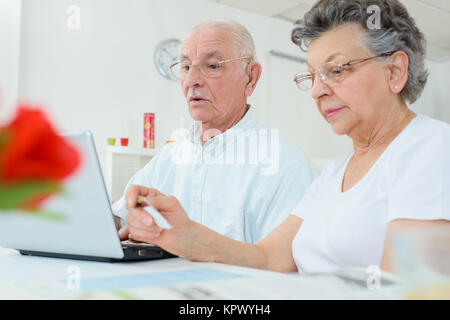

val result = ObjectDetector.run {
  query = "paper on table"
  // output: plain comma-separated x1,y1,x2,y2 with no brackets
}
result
72,267,402,300
62,267,247,291
0,264,251,299
0,248,401,300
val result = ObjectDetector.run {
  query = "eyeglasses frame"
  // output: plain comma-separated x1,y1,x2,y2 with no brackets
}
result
170,56,252,79
293,51,397,90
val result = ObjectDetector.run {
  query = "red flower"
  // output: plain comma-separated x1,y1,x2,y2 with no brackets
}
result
0,105,80,182
0,105,81,211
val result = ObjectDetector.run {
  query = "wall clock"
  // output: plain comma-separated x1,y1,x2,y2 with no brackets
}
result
153,38,181,81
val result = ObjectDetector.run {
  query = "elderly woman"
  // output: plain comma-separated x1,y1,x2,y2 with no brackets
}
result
120,0,450,274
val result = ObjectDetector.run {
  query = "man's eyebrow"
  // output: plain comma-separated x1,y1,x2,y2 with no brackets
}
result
203,50,223,59
180,50,224,62
180,54,190,62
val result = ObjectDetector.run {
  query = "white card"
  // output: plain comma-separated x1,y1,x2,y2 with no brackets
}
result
142,204,172,229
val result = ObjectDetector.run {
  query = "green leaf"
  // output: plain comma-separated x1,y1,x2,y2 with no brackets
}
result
32,209,66,221
0,180,62,210
0,209,66,222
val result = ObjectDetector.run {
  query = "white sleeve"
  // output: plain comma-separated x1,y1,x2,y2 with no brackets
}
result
386,129,450,222
252,160,314,242
111,154,160,221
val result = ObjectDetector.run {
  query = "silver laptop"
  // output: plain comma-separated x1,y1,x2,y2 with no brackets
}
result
0,131,176,262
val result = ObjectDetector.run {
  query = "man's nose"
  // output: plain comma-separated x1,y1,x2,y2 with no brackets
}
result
183,65,205,88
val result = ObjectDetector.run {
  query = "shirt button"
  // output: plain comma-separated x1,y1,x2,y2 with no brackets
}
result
193,194,201,201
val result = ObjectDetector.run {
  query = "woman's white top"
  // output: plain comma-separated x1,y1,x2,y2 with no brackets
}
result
291,114,450,273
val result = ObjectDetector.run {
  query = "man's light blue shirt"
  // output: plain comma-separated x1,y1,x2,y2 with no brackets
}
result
112,107,314,243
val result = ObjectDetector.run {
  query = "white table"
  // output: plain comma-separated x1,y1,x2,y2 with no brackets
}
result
0,248,402,300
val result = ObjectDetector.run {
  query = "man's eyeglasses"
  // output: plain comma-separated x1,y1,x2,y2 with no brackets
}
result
293,51,397,91
170,56,251,79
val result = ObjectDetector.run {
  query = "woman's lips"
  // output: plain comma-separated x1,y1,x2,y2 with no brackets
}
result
324,107,345,119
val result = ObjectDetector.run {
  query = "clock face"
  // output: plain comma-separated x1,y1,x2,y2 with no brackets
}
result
153,39,181,81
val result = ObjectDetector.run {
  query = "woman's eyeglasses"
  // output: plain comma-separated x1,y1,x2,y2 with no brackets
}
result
294,51,397,91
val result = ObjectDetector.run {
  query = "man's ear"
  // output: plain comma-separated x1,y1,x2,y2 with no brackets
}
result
387,51,409,94
245,62,262,97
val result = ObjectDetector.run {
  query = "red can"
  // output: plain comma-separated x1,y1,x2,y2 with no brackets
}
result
143,113,155,149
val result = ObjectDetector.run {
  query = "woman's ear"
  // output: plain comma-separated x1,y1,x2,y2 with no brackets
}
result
388,51,409,94
244,62,262,97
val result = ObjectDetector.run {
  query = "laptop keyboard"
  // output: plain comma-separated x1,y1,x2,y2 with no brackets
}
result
121,240,157,248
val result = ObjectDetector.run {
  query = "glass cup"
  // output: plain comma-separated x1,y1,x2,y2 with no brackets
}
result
392,225,450,299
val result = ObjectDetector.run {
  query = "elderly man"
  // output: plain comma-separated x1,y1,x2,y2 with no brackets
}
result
113,19,314,243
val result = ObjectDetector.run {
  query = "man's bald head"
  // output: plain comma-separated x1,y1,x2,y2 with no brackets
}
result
189,19,257,63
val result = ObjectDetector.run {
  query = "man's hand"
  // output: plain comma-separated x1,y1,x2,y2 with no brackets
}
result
113,215,130,241
118,225,130,241
124,185,197,259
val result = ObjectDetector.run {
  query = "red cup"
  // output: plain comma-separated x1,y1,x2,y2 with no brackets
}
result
120,138,129,146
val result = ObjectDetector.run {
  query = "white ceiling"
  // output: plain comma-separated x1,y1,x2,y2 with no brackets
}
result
206,0,450,62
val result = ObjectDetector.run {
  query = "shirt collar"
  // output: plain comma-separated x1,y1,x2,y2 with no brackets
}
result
186,104,257,145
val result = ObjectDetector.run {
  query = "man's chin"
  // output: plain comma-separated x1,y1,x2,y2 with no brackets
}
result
188,106,212,123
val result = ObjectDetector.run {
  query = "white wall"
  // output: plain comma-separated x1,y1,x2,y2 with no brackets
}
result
4,0,450,169
422,60,450,124
0,0,21,123
16,0,306,151
13,0,350,165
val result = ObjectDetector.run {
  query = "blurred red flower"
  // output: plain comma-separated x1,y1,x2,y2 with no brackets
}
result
0,105,80,211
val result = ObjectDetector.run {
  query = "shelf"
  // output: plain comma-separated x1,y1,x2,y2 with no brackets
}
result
105,145,158,156
102,146,158,201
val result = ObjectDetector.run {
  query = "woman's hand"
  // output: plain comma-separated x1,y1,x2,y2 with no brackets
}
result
122,185,296,271
123,185,199,259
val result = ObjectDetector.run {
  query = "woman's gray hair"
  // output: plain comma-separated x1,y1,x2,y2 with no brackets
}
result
291,0,428,104
192,19,257,62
